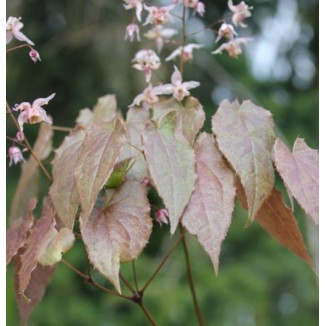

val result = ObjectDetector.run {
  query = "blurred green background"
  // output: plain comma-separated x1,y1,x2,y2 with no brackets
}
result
6,0,318,325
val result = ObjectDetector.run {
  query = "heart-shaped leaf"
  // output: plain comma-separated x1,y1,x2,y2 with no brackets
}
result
212,99,275,222
273,138,319,225
182,133,235,273
80,181,152,293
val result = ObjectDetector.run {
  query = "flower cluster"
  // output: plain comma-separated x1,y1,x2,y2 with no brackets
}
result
212,1,253,58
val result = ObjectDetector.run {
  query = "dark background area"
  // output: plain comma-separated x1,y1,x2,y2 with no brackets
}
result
7,0,318,325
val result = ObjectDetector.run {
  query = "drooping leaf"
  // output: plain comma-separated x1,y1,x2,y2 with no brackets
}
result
119,107,149,181
273,138,319,225
175,97,205,145
14,256,55,326
7,199,37,266
236,180,312,266
182,133,235,273
49,130,86,229
80,181,152,293
10,123,53,221
17,200,56,295
212,99,275,222
142,111,197,234
75,119,126,225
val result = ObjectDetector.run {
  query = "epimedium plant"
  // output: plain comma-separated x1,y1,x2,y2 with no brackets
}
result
6,1,318,325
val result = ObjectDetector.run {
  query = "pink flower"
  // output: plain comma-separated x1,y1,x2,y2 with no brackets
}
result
129,84,166,109
16,131,25,142
158,66,200,101
124,23,141,42
215,23,237,43
8,146,25,166
184,0,205,16
6,17,34,45
155,209,169,227
144,25,178,52
228,0,252,28
212,37,252,58
124,0,143,22
132,49,161,83
14,93,55,131
165,43,204,62
143,5,175,25
29,49,41,63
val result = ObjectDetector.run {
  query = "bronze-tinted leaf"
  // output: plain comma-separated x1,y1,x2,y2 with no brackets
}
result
7,199,37,266
49,130,86,229
80,181,152,292
236,181,312,266
14,256,55,326
273,138,319,225
182,133,235,273
10,123,53,221
93,94,118,122
75,119,126,225
142,111,197,234
17,200,56,295
212,100,275,222
175,97,205,145
119,107,149,181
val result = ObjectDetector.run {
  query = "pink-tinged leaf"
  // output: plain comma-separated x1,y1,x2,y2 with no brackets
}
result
273,138,319,225
151,97,181,122
182,133,235,273
17,200,56,295
76,108,94,129
175,97,205,145
236,180,313,267
212,100,275,222
119,107,150,181
75,119,126,225
142,111,197,234
10,123,53,221
49,130,86,229
14,257,55,326
80,181,152,292
7,199,37,266
93,94,118,122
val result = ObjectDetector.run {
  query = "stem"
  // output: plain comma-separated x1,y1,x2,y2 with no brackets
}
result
141,231,185,292
51,125,74,132
139,302,158,326
180,229,205,326
132,261,139,292
61,259,131,300
6,43,33,54
6,102,52,182
119,272,136,294
179,1,187,75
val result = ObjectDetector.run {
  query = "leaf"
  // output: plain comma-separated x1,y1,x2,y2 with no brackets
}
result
151,97,181,123
93,94,118,122
75,94,118,128
182,133,235,273
80,181,152,292
7,198,37,266
119,107,149,181
212,99,275,222
236,180,313,266
273,138,319,225
49,130,86,229
14,257,55,326
17,199,56,295
75,119,126,225
104,158,135,189
142,111,197,234
175,97,205,145
10,123,53,221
